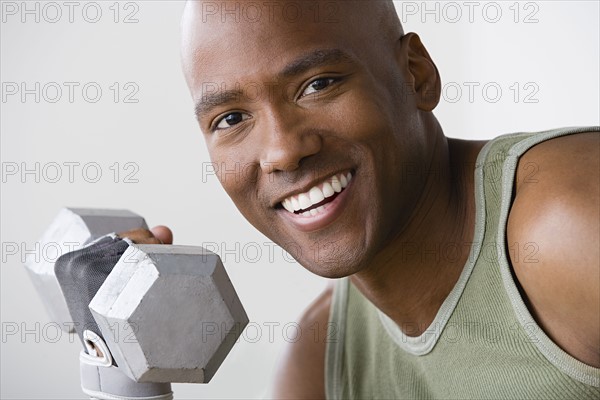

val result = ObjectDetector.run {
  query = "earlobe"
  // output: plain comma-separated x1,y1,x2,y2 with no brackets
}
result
396,33,442,111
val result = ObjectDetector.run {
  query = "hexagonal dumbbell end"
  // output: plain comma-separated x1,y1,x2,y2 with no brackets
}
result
24,208,147,332
89,244,249,383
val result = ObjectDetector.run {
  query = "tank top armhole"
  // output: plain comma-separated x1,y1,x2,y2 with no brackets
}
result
496,126,600,387
325,277,350,400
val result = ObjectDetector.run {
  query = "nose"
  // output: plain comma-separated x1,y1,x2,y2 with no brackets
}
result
259,110,322,174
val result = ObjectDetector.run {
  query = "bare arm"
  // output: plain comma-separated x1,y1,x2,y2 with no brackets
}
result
270,284,334,399
507,131,600,367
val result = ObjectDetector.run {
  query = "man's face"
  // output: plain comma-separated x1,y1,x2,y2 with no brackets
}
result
182,1,431,278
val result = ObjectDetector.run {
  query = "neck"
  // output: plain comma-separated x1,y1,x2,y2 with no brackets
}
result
351,124,486,336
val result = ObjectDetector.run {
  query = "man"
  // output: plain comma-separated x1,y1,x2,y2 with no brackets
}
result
60,1,599,398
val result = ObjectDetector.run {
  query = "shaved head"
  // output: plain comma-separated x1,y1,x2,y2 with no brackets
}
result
181,0,403,89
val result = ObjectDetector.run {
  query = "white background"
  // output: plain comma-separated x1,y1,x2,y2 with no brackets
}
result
1,1,599,398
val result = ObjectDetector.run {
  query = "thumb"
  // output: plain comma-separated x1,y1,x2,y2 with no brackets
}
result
150,225,173,244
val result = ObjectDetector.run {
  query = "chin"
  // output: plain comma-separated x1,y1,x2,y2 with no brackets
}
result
293,241,371,279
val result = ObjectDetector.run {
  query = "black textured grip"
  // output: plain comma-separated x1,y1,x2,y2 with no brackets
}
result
55,235,129,349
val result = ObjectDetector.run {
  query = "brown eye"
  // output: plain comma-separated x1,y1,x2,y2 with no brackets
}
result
302,78,336,96
215,112,249,130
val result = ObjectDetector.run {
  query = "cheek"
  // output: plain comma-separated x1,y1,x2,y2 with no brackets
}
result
330,82,398,145
207,144,260,212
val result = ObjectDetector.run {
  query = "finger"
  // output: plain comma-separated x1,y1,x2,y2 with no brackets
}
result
150,225,173,245
118,228,162,244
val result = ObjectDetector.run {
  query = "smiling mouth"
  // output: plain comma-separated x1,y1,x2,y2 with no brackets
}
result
279,171,353,216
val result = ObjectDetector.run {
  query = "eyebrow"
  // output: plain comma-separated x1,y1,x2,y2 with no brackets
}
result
280,48,354,77
194,48,355,119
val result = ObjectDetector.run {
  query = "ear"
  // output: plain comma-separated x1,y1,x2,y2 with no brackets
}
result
395,33,441,112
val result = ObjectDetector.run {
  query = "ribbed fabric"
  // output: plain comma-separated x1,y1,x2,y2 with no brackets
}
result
325,127,600,399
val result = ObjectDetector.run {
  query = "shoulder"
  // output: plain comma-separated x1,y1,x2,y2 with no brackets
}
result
507,131,599,367
270,282,334,399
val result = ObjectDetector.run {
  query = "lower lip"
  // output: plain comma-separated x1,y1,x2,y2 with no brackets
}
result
278,178,354,232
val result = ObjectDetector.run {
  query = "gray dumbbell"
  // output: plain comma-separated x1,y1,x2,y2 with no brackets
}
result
24,208,148,332
27,208,249,384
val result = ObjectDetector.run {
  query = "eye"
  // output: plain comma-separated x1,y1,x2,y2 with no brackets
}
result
214,112,250,130
301,78,337,97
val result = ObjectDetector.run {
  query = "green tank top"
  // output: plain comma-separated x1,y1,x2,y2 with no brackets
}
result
325,127,600,399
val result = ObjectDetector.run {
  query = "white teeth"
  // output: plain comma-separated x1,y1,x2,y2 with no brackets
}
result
280,171,354,214
331,176,342,193
309,186,325,204
322,182,335,197
299,205,326,217
291,197,300,211
282,199,293,213
340,174,348,188
298,193,312,210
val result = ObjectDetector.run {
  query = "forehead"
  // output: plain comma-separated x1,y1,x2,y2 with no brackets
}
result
181,1,379,88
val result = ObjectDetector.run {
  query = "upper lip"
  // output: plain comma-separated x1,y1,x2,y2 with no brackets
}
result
271,169,354,208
